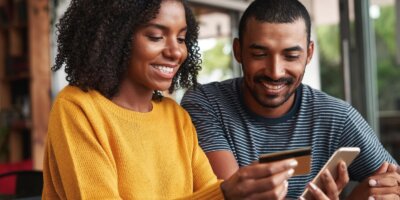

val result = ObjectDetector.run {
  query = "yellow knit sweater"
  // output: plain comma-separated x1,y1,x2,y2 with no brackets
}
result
43,86,224,200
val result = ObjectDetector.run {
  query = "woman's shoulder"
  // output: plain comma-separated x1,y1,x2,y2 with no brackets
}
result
157,97,189,116
53,85,99,109
157,97,182,111
56,85,90,99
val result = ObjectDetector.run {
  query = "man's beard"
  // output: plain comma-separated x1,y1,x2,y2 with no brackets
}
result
251,86,295,108
247,73,303,109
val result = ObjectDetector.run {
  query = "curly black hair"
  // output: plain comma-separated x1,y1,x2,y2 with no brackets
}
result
53,0,201,99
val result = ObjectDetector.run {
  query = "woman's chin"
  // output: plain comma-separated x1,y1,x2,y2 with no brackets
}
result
154,83,173,93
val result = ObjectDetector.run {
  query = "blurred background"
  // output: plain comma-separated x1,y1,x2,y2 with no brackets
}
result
0,0,399,186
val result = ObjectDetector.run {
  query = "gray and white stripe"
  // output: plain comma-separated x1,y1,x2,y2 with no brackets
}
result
182,78,397,198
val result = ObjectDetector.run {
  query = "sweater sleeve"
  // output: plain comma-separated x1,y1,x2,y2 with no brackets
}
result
176,181,224,200
177,118,225,200
42,98,121,200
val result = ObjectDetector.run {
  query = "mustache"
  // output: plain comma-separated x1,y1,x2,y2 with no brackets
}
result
254,75,294,84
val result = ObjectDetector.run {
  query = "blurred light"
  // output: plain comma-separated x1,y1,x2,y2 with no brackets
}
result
223,43,231,55
370,4,380,19
199,38,217,52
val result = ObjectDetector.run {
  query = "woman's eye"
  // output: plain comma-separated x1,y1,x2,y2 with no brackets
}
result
177,37,186,44
147,36,163,41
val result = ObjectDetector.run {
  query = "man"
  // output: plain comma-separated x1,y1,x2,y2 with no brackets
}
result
181,0,399,199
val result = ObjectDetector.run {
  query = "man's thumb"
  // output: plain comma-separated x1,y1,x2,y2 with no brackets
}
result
373,161,389,175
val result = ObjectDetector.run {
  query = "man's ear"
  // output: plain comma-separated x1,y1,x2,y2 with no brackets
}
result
233,38,242,64
306,41,314,65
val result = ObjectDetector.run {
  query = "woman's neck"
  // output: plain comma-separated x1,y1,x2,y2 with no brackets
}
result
111,80,154,112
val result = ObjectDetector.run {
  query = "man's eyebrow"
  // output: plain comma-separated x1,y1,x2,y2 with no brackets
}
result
283,46,303,52
248,44,304,52
249,43,268,50
144,23,187,32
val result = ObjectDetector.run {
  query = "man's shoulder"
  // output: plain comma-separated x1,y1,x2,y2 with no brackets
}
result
302,84,349,106
183,78,241,98
195,78,240,92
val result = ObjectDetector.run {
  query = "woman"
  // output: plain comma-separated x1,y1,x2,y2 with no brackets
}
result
43,0,303,199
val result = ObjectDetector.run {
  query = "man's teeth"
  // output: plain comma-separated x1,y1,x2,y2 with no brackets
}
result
153,65,173,74
262,82,285,90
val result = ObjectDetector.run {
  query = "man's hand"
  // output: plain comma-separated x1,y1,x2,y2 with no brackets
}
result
301,161,349,200
220,159,297,200
347,162,400,200
320,161,349,199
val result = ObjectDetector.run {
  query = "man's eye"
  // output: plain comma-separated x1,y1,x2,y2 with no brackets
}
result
252,53,267,57
286,55,300,60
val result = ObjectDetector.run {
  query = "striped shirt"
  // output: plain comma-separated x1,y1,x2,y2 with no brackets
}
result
181,77,397,198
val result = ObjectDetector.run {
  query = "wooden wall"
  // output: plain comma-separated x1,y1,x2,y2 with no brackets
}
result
28,0,51,170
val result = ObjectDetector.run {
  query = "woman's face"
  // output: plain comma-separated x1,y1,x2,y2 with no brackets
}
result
127,0,188,93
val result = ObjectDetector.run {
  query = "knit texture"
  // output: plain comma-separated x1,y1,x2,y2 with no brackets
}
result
43,86,224,200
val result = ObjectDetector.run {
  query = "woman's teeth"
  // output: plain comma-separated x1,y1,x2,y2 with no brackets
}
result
153,65,173,74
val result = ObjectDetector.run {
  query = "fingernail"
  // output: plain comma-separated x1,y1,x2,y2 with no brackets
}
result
284,180,289,188
368,196,375,200
299,197,305,200
309,182,318,191
288,169,294,176
341,162,346,170
369,179,377,187
323,171,329,178
289,160,298,167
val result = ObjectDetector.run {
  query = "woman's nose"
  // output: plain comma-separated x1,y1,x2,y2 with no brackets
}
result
163,39,184,61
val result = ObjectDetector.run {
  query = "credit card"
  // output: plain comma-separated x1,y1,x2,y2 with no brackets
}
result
259,147,312,176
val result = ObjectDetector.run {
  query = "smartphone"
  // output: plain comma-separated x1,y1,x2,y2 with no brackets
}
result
259,147,312,176
300,147,360,199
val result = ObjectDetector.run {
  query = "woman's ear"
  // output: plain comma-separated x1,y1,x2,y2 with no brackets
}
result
233,38,242,64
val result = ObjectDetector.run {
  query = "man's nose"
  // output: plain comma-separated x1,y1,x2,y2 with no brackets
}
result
266,56,285,80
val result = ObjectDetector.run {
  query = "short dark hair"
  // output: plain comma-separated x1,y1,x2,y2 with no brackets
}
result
52,0,201,99
238,0,311,45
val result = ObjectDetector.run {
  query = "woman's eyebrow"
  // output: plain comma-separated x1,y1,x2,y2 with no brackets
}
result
145,23,187,33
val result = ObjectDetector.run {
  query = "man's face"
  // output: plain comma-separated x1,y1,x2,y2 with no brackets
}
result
233,17,314,117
